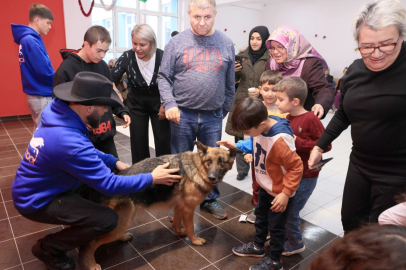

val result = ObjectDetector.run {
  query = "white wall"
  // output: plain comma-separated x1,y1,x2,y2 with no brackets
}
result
260,0,406,77
63,0,92,49
215,6,262,52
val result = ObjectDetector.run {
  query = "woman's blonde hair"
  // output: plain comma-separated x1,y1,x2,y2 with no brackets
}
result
131,24,157,57
353,0,406,41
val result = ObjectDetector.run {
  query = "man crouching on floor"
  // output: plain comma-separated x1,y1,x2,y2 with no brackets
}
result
11,71,181,270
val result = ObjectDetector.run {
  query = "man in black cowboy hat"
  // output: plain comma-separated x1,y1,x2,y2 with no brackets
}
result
12,72,181,270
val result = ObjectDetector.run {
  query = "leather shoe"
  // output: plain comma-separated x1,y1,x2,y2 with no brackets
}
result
32,240,75,270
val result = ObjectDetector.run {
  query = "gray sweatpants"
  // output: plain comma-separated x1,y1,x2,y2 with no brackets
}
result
26,94,52,134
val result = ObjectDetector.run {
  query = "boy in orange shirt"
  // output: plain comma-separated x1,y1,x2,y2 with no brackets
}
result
218,97,302,270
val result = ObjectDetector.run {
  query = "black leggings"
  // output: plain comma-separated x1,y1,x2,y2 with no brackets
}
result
21,193,118,254
126,92,171,164
341,161,405,233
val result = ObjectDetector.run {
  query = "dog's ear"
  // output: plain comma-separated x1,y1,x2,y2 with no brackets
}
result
194,141,208,155
229,148,243,158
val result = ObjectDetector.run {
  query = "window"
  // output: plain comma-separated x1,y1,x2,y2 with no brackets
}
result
92,0,179,63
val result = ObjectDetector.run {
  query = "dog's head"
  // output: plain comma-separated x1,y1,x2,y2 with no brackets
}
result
194,141,243,186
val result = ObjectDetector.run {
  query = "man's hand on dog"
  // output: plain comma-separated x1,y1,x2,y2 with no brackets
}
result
270,192,289,212
165,107,180,124
216,140,236,149
152,163,181,186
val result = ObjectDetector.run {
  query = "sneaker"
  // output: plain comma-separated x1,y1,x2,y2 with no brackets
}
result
249,257,284,270
236,173,248,180
232,242,265,258
168,209,174,222
200,200,227,219
246,209,256,224
32,240,75,270
282,239,306,256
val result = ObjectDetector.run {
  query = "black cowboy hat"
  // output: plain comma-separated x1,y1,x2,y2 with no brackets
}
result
53,71,124,108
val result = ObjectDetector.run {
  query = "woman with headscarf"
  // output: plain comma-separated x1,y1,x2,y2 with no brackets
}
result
225,26,270,182
265,26,335,118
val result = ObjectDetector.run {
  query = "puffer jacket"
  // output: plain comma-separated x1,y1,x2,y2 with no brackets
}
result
225,48,270,137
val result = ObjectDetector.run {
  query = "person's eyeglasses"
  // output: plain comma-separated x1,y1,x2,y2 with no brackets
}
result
269,46,285,52
357,37,400,55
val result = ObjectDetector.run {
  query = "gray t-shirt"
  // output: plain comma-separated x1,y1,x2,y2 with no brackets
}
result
158,29,235,115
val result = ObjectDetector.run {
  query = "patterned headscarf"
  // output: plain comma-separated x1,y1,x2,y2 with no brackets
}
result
265,26,328,78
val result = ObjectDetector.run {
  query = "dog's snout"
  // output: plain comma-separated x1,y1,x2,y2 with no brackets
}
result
208,177,217,182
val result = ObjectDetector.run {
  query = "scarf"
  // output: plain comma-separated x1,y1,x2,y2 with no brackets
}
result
265,25,328,78
248,26,270,65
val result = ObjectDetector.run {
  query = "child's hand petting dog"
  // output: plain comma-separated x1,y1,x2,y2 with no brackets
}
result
270,192,289,212
217,140,236,149
244,153,253,163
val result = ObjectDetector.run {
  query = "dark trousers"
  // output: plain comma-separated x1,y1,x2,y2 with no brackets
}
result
342,161,405,233
93,137,118,158
234,136,250,175
254,188,294,262
21,193,118,254
126,92,171,164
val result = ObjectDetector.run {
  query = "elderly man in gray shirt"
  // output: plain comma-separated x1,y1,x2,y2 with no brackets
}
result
158,0,235,220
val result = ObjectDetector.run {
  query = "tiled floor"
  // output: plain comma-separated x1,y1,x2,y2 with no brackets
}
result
0,113,348,270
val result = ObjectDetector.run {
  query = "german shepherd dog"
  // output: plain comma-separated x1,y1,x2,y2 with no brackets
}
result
78,141,242,270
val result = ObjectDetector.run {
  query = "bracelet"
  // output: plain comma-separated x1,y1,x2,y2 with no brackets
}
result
310,146,324,154
114,90,120,94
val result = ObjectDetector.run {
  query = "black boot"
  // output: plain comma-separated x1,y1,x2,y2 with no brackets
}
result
31,240,75,270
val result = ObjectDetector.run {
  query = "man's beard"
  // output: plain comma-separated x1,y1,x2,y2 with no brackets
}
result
87,110,102,129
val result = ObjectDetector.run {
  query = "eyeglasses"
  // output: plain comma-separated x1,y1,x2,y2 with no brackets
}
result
269,46,286,52
357,37,400,55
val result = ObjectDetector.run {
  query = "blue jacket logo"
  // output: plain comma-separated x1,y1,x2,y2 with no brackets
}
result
25,137,44,165
19,44,25,64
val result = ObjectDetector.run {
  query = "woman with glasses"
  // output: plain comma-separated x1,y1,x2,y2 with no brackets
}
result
265,26,335,119
111,24,171,164
310,0,406,234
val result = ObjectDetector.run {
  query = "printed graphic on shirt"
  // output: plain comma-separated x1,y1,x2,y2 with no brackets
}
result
19,44,25,64
25,137,44,165
92,121,111,135
183,46,223,73
254,142,268,175
298,126,302,133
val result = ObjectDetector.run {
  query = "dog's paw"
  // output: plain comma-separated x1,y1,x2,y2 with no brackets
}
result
89,263,102,270
118,232,133,242
191,237,206,245
176,228,187,236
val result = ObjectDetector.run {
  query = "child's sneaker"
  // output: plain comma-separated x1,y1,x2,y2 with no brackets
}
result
232,242,265,258
246,209,256,224
249,257,284,270
281,239,306,256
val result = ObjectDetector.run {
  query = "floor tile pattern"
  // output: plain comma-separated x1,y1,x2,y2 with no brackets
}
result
0,114,346,270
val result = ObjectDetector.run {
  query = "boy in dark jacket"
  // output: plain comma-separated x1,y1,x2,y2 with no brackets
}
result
11,4,55,132
53,26,130,157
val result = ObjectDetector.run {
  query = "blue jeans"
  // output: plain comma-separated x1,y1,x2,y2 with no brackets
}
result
170,107,223,201
285,176,318,243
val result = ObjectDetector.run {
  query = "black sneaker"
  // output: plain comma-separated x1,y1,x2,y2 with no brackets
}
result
249,257,284,270
168,209,174,222
232,242,265,258
32,240,75,270
236,173,248,180
200,200,227,219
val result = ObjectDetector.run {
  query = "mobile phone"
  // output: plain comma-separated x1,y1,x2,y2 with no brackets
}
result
307,157,333,171
235,55,243,69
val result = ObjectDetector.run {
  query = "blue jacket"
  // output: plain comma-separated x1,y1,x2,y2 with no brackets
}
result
12,99,153,214
11,24,54,97
235,116,294,153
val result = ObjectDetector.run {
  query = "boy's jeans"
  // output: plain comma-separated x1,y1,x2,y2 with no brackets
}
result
285,177,318,243
170,106,223,201
254,188,294,262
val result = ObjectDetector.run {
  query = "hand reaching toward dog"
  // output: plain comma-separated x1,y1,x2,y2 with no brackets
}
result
270,192,289,212
116,161,130,171
151,162,181,186
216,140,236,149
